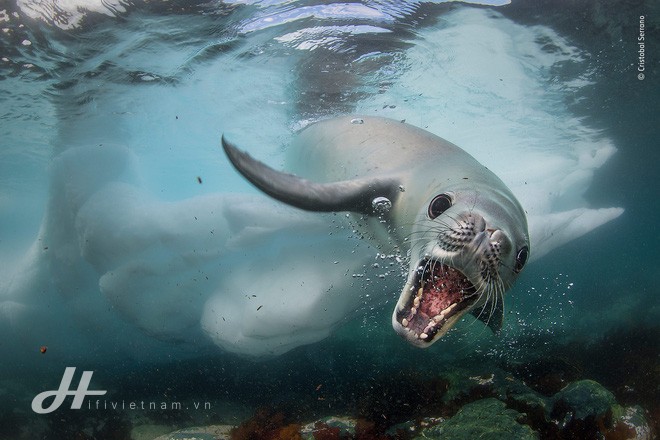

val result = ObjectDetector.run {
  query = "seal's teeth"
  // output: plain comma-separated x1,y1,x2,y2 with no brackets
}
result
401,318,409,327
420,332,429,340
417,287,423,297
444,303,457,314
413,297,420,307
433,314,444,323
406,309,416,322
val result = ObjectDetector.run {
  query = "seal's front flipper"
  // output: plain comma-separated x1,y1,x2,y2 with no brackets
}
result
221,136,400,215
470,298,504,334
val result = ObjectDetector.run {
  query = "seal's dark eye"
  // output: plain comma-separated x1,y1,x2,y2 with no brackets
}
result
428,193,452,219
514,246,529,273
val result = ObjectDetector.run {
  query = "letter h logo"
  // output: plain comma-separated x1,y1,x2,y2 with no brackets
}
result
32,367,107,414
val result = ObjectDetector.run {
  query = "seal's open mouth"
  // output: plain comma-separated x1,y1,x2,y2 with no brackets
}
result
395,259,479,343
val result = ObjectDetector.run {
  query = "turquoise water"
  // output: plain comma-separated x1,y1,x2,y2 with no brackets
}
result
0,1,657,438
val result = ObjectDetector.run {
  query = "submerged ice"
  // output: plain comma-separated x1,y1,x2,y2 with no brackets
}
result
0,5,623,362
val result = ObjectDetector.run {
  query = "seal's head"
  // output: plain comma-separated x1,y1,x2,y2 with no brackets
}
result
392,183,529,347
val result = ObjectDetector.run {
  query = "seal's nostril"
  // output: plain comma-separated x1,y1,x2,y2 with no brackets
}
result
490,229,504,243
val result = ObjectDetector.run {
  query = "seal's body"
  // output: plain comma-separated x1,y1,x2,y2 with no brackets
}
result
222,115,530,347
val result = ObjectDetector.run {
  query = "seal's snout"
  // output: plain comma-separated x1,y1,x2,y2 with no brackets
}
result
473,227,511,259
427,210,518,303
440,212,512,262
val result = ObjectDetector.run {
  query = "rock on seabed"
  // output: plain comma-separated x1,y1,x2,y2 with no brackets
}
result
413,398,538,440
